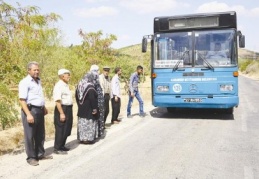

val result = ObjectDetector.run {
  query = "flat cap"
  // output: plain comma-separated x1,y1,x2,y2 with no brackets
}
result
58,69,70,75
103,66,110,70
90,64,99,71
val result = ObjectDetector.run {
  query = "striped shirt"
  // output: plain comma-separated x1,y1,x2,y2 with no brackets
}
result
99,74,111,95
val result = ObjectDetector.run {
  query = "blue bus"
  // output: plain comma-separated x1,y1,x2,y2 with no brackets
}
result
142,11,245,114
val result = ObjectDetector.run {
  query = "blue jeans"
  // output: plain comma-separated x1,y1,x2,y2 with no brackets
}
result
127,90,144,116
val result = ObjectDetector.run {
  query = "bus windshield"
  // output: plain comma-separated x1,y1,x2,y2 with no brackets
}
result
154,29,236,68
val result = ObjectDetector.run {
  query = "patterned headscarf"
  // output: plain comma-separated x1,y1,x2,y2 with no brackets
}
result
76,72,96,104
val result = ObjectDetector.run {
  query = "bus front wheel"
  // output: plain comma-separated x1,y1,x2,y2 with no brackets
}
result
225,107,234,114
167,107,176,113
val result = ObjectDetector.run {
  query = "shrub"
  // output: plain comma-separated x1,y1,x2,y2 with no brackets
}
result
239,59,253,72
0,83,19,130
246,61,259,74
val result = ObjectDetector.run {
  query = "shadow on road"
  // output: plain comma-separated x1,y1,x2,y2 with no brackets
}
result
44,139,81,155
150,107,234,120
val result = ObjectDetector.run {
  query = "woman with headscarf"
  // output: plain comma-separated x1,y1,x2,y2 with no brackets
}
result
75,72,99,144
90,65,105,138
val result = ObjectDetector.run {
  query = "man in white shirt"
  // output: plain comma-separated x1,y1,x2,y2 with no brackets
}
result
111,67,122,124
19,61,52,166
53,69,73,154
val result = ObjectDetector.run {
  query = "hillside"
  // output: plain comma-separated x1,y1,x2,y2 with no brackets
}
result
116,44,151,78
118,44,151,62
239,48,259,60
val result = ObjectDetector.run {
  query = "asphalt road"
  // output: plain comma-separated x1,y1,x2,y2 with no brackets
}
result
0,75,258,179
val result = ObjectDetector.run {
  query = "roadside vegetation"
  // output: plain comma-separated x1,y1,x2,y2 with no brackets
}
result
239,49,259,77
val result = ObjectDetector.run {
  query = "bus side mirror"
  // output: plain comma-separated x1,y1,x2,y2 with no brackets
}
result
239,35,245,48
142,37,147,53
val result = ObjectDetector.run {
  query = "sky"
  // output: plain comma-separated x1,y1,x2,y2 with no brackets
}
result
7,0,259,52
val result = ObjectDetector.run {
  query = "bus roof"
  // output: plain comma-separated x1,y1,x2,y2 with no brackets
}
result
154,11,237,33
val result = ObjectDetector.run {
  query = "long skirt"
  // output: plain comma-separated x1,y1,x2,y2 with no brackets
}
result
77,117,98,142
96,85,105,137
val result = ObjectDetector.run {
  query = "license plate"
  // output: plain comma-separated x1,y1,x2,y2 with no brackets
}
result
184,98,202,102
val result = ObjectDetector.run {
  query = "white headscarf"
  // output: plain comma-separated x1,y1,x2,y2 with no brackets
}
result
90,64,100,85
76,72,96,104
90,64,99,72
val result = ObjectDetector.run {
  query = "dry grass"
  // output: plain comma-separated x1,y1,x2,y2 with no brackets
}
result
0,126,24,155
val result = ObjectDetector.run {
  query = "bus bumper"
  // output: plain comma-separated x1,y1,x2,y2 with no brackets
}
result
153,95,239,109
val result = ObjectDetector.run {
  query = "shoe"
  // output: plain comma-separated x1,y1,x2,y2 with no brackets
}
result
139,113,146,118
104,125,110,129
27,158,39,166
80,141,95,144
61,146,70,151
38,155,53,160
116,119,122,122
53,150,67,155
127,115,133,118
111,120,119,124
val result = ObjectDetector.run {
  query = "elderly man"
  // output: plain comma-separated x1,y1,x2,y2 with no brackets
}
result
99,66,111,126
19,61,53,166
53,69,73,154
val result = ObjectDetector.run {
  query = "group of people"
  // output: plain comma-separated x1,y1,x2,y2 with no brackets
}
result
18,61,145,166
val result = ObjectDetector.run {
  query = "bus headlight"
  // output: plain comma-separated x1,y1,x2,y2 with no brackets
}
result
157,85,169,92
220,84,233,91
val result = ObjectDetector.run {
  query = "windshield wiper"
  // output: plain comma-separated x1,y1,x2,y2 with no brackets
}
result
173,50,189,71
173,60,182,71
196,51,214,70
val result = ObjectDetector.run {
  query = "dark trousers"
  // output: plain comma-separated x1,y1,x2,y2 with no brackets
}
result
111,97,121,122
21,107,45,160
104,94,110,124
54,105,73,150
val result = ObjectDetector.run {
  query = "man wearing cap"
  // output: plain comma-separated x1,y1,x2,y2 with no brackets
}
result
19,61,53,166
99,66,111,126
53,68,73,154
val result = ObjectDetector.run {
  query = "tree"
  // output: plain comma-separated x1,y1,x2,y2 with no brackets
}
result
0,1,61,129
78,29,117,66
0,1,147,130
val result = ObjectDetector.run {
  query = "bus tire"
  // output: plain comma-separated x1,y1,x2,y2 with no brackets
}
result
167,107,176,113
225,107,233,114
